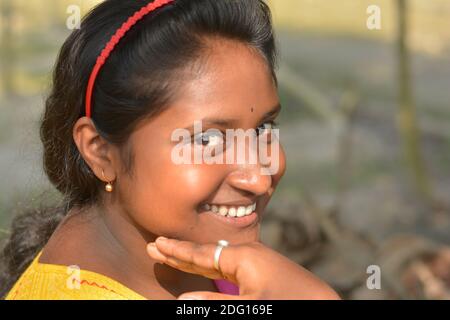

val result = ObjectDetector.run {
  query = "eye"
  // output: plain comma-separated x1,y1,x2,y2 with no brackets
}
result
256,120,278,137
193,130,224,147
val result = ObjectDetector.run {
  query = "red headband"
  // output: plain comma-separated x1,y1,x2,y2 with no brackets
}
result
85,0,175,118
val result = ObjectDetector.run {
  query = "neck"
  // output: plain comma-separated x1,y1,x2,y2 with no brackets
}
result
95,196,189,286
93,195,224,299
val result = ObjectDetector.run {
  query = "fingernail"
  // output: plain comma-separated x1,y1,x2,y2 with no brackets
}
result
147,243,156,253
157,236,168,242
147,244,167,260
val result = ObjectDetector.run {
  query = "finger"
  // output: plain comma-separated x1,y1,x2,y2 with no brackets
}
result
154,237,229,275
147,243,197,273
146,243,168,261
178,291,249,300
150,237,241,284
147,242,223,279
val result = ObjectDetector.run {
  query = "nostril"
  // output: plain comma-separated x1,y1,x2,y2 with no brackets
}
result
227,170,272,197
248,170,272,191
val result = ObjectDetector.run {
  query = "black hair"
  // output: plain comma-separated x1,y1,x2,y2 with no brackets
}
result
0,0,278,298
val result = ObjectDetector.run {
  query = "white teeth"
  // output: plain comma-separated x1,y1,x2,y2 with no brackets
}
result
228,207,237,217
204,203,256,218
237,206,246,217
219,206,228,216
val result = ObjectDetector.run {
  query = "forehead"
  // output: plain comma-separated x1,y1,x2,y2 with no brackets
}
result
182,38,276,113
135,38,278,134
184,38,274,95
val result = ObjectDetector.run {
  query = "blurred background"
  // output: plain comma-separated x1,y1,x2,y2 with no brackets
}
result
1,0,449,299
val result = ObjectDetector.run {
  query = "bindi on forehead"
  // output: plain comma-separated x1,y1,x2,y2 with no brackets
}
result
251,107,254,113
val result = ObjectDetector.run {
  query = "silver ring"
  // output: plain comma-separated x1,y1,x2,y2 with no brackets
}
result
213,240,229,273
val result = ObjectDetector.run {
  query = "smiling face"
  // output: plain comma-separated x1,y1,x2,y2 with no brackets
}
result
114,38,286,245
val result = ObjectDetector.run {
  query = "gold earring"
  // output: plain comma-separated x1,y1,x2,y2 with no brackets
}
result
101,169,114,193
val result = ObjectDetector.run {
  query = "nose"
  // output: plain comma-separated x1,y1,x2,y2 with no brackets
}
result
224,130,276,196
226,164,272,196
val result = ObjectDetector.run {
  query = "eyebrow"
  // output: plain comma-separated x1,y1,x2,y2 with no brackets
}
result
258,103,282,124
188,103,282,129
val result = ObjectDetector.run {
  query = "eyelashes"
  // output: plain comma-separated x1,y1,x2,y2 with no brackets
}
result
193,129,224,147
191,120,279,148
256,120,278,136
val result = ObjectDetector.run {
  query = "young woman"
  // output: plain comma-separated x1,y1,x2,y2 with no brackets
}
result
0,0,339,300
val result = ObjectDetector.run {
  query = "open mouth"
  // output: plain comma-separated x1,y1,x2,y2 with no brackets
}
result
200,202,256,218
198,201,259,228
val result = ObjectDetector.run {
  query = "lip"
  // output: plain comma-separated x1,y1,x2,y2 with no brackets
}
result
204,210,259,228
205,201,256,207
209,204,253,208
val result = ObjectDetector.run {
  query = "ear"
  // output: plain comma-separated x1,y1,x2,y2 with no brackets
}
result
72,116,116,183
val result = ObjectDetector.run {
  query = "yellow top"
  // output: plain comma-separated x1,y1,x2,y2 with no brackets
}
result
5,250,147,300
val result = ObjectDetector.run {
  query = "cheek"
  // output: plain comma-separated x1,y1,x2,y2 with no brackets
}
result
266,142,286,190
258,145,286,212
274,144,287,184
160,164,224,208
119,151,225,237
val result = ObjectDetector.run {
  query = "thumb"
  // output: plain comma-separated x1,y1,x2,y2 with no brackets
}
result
177,291,246,300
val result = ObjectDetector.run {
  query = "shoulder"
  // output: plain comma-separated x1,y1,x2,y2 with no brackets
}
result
5,250,146,300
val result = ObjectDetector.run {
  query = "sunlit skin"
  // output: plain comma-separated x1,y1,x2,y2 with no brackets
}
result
39,38,286,299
